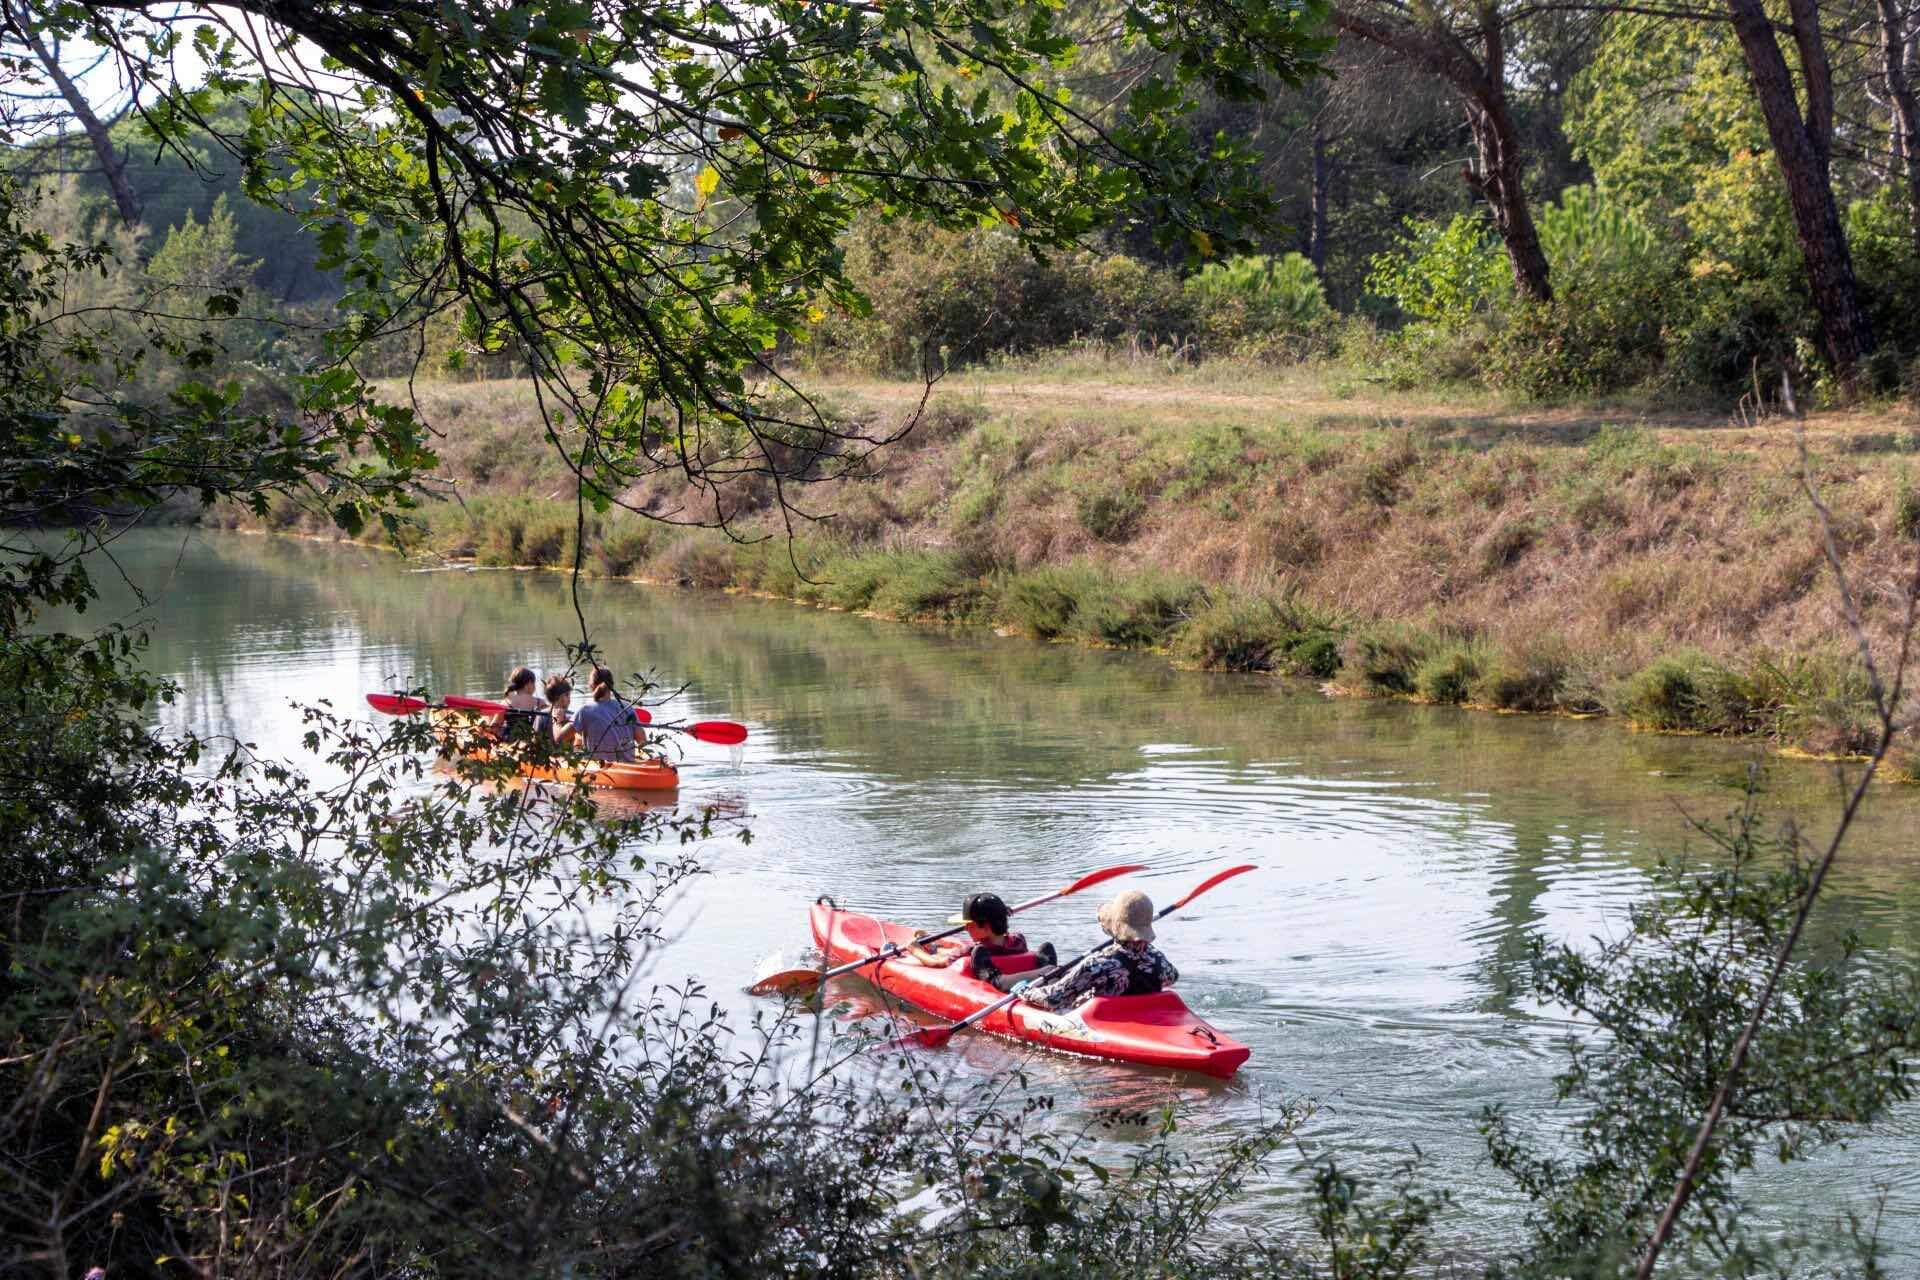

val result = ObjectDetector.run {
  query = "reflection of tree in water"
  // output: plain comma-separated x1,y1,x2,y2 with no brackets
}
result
1468,799,1920,1021
1471,811,1588,1020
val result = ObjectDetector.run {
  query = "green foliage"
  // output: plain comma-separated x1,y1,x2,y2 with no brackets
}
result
1534,186,1661,277
1178,595,1347,676
1001,564,1105,638
1070,573,1212,648
465,496,579,567
1483,798,1920,1274
33,0,1328,528
1897,480,1920,541
866,551,991,620
1481,275,1667,401
812,223,1199,373
1076,485,1148,542
1470,639,1578,713
1413,640,1486,704
1186,253,1329,348
1367,215,1507,330
1338,624,1434,695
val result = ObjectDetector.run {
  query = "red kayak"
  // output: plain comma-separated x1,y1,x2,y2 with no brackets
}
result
810,902,1251,1079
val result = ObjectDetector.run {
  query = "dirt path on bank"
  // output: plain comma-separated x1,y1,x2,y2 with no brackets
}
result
821,374,1920,455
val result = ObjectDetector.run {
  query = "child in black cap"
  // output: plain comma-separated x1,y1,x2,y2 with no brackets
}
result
903,892,1058,992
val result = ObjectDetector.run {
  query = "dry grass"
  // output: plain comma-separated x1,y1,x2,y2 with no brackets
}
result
241,364,1920,755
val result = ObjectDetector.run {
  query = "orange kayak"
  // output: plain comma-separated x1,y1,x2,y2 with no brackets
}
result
432,710,680,792
811,901,1250,1078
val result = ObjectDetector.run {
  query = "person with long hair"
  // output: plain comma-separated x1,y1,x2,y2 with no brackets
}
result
556,666,641,762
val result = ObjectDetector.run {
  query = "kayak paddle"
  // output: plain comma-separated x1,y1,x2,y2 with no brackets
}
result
442,692,652,725
875,863,1256,1053
366,693,430,715
369,691,751,745
748,863,1148,997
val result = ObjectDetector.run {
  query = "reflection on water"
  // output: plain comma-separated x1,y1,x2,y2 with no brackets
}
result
49,530,1920,1256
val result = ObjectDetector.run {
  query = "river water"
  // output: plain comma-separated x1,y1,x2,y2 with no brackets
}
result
62,530,1920,1262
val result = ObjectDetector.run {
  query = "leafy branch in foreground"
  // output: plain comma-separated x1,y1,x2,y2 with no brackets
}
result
22,0,1327,545
1483,796,1920,1278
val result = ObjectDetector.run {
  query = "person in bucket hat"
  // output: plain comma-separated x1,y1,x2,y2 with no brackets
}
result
1019,889,1178,1013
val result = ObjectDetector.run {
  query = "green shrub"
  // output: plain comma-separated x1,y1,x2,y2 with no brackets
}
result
1000,564,1100,638
949,480,999,529
653,534,740,589
1180,596,1347,675
1367,215,1507,330
1414,641,1487,704
1472,640,1574,712
867,551,986,620
591,519,657,577
809,223,1192,373
1482,271,1668,400
1076,486,1146,543
808,551,888,610
1536,185,1663,277
1615,655,1702,729
1167,423,1251,503
1478,517,1539,572
1187,253,1328,349
1339,624,1434,695
1896,479,1920,540
1287,631,1344,679
1071,573,1211,649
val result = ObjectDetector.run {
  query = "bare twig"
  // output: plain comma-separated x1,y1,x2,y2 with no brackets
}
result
1634,421,1919,1278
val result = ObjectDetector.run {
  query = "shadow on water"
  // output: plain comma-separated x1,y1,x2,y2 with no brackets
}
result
51,529,1920,1255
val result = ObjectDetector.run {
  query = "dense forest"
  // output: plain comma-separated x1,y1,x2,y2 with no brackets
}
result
3,0,1919,1276
13,0,1920,404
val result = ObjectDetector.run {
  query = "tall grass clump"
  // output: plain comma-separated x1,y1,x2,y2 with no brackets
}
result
1069,573,1212,649
1413,639,1489,704
1611,652,1789,735
867,550,988,620
1075,486,1147,543
1000,564,1104,638
651,533,741,589
469,497,579,568
1178,596,1346,676
1338,624,1436,695
1470,639,1577,712
590,516,658,577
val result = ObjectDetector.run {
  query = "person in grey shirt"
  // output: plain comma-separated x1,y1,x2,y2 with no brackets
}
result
557,666,641,762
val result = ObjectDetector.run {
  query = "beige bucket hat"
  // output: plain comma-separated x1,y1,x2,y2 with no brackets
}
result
1096,890,1156,942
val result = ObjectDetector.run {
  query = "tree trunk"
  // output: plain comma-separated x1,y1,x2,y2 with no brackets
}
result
17,22,142,224
1877,0,1920,253
1462,98,1553,301
1464,11,1551,301
1328,4,1553,302
1725,0,1873,378
1308,123,1330,276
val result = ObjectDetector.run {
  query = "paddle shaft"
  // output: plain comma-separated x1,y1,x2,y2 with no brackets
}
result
890,865,1255,1050
808,864,1147,985
372,691,749,744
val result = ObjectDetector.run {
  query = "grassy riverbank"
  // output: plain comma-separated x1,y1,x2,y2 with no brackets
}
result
220,359,1920,773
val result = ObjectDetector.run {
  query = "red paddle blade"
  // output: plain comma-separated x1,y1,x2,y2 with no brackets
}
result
877,1026,954,1053
1062,862,1147,896
748,968,821,996
1166,864,1257,914
634,706,653,725
689,720,748,746
443,694,507,714
367,693,429,715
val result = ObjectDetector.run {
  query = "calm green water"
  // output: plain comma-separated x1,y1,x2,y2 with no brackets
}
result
59,531,1920,1259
